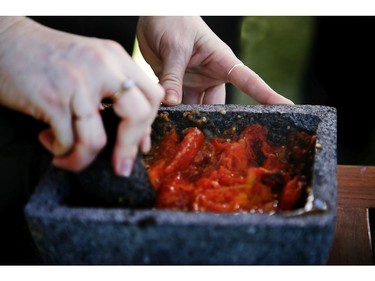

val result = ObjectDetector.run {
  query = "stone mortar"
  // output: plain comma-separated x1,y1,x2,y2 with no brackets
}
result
24,104,337,265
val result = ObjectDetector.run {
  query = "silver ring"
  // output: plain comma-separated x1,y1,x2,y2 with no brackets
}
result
110,79,135,103
227,62,244,83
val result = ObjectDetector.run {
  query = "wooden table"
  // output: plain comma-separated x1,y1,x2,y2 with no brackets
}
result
328,165,375,265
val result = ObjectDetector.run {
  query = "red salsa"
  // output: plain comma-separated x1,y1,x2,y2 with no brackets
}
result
145,123,315,213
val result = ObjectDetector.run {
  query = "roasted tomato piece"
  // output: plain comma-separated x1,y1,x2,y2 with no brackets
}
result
156,175,194,211
152,128,180,162
165,127,205,174
147,160,166,190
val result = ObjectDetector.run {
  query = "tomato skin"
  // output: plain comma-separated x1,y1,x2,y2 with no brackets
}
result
165,127,205,174
147,160,165,190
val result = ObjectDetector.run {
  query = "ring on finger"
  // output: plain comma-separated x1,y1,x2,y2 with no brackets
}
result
227,62,244,83
110,79,135,103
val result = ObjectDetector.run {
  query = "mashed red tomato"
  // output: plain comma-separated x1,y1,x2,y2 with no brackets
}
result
145,124,315,213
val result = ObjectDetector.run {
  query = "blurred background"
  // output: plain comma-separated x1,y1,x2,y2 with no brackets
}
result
202,16,375,166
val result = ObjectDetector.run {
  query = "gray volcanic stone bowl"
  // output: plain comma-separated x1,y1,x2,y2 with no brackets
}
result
24,104,337,265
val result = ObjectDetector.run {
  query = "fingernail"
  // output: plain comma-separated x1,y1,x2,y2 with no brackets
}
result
164,90,179,104
118,158,133,177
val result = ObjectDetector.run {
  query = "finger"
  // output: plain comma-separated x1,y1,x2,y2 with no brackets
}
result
38,112,74,157
140,126,152,153
158,56,188,105
202,84,226,104
228,64,294,105
112,120,148,177
181,83,226,105
111,83,154,177
52,113,107,171
52,88,107,172
119,70,164,113
93,39,164,110
135,76,164,113
181,88,204,104
38,128,56,154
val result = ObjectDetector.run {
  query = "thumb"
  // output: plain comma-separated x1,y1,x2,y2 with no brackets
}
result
159,56,187,105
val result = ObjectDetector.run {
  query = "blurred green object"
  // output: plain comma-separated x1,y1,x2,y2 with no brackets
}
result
233,16,315,105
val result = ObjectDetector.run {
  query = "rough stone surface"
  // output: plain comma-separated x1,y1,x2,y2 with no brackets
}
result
74,108,155,208
75,151,155,208
24,104,337,265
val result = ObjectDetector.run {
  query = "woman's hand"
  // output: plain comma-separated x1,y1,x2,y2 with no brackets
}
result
137,16,293,105
0,17,164,176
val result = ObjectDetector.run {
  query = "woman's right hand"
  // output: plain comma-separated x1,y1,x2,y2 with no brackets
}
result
0,16,164,177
